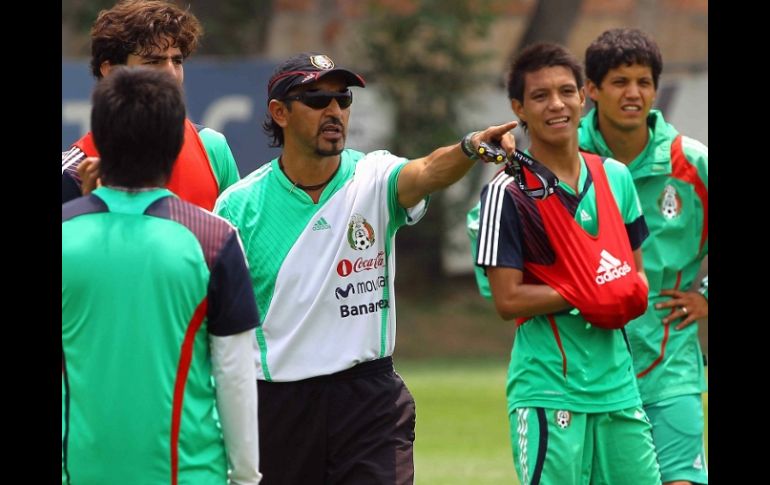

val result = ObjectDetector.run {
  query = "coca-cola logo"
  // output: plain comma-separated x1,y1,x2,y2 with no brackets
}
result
337,250,385,277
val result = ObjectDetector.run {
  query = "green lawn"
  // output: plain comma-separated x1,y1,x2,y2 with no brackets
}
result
397,359,519,485
397,359,709,485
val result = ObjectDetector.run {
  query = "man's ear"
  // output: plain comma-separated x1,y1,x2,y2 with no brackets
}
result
586,80,600,103
99,61,113,78
268,99,290,128
511,99,526,124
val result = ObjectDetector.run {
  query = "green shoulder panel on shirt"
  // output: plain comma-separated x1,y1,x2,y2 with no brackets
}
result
571,154,644,237
386,160,409,229
383,153,431,251
602,157,645,224
198,127,241,193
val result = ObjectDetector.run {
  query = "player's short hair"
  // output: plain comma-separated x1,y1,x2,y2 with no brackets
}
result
584,28,663,88
507,42,584,103
505,43,583,129
92,67,185,187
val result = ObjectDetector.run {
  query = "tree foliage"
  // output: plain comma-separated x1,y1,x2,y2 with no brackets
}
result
515,0,582,54
354,0,497,289
62,0,273,57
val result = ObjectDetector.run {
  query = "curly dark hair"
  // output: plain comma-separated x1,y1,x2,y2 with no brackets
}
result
584,28,663,89
90,0,203,79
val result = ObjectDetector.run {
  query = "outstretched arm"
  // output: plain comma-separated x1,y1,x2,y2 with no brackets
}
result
396,120,518,208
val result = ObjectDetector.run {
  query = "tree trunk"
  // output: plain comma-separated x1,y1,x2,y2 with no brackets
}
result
515,0,583,53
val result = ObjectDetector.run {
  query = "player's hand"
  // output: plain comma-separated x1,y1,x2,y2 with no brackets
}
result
656,289,708,330
471,121,518,164
77,157,102,195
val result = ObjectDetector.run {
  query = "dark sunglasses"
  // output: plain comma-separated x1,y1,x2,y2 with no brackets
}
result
281,89,353,109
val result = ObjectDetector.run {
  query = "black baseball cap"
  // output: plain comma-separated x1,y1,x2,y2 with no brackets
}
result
267,52,366,102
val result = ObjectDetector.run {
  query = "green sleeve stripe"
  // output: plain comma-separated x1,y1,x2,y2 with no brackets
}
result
386,160,410,229
255,327,271,381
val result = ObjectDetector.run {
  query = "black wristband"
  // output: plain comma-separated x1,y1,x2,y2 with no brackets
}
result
461,132,481,161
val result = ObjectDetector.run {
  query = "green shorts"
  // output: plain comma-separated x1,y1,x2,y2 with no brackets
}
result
509,406,660,485
645,394,708,484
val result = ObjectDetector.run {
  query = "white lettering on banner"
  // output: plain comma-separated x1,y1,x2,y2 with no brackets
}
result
201,96,253,132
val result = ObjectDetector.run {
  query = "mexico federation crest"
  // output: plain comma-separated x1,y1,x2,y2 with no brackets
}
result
658,184,682,219
555,410,571,429
310,54,335,70
347,214,375,250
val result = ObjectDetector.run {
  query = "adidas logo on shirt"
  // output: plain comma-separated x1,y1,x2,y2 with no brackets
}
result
692,454,703,470
595,249,632,285
580,209,592,222
312,217,331,231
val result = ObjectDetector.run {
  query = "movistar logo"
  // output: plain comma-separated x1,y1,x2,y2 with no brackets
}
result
335,283,354,300
312,217,331,231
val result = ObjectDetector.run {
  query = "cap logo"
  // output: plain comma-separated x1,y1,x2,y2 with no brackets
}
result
310,55,335,70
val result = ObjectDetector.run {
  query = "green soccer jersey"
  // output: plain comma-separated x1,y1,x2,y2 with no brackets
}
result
62,187,258,484
578,109,708,404
198,126,241,191
475,154,648,414
215,149,427,382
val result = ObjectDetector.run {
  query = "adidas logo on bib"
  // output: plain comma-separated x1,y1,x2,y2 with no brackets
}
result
595,249,631,285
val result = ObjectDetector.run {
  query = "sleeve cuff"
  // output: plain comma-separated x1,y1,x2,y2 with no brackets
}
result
698,275,708,301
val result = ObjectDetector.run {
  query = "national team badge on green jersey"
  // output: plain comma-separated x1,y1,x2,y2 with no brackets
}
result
658,184,682,219
555,410,571,429
348,214,376,250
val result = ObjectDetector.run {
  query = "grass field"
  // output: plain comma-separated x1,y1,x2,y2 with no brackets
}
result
397,359,518,485
397,359,709,485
